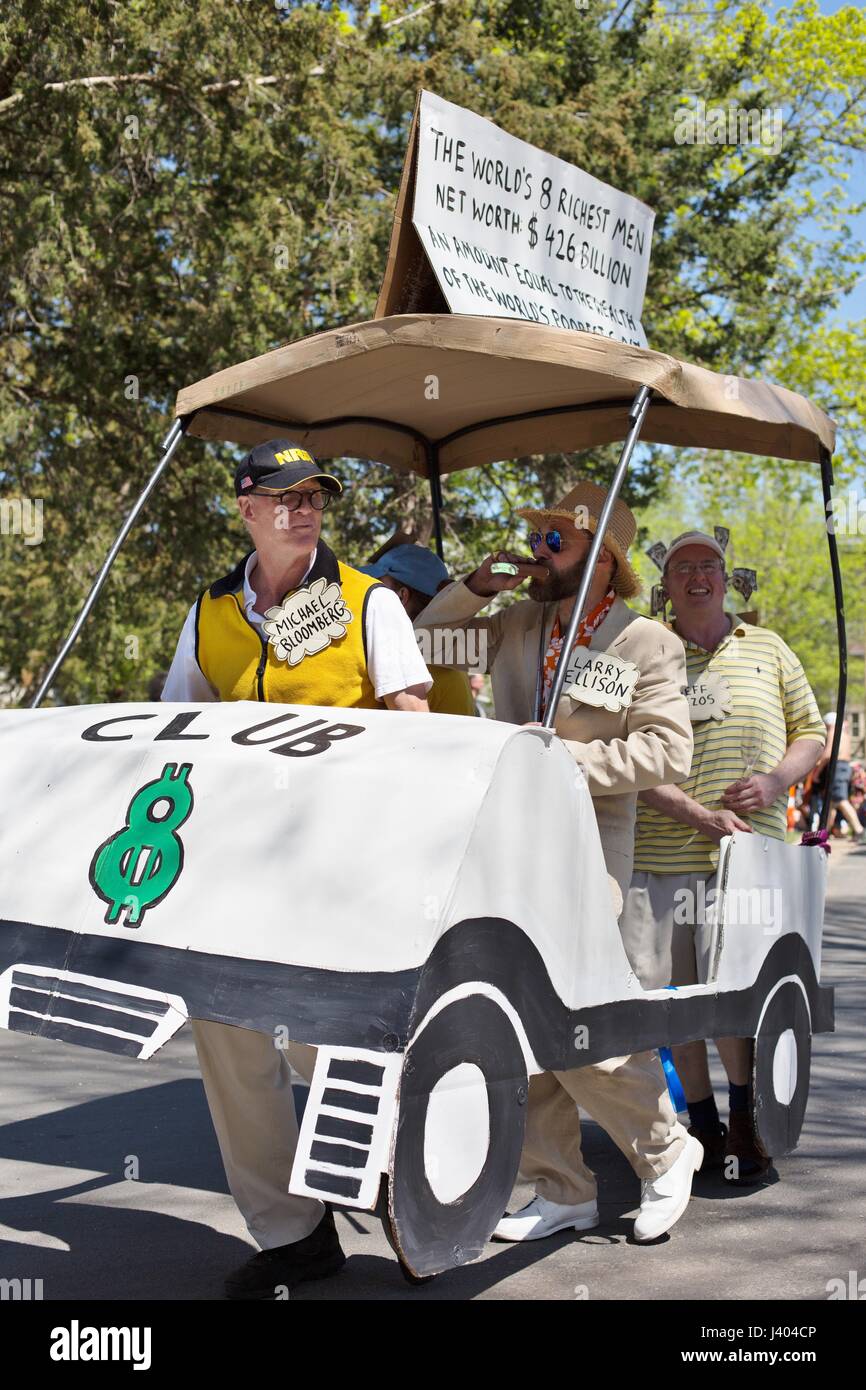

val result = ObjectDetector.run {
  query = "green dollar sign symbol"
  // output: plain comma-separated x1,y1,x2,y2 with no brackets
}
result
89,763,194,928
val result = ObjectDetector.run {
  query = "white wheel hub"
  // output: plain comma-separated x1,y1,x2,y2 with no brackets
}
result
423,1062,490,1203
772,1028,798,1106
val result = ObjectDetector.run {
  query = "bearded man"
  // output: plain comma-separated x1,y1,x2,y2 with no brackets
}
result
412,481,701,1245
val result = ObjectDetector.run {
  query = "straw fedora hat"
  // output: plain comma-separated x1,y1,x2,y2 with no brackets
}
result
516,480,642,598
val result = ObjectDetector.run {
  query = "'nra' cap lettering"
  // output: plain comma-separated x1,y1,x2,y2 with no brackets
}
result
274,448,313,466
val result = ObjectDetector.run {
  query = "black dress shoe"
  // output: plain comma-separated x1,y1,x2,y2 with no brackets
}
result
225,1209,346,1300
724,1111,771,1185
688,1122,728,1172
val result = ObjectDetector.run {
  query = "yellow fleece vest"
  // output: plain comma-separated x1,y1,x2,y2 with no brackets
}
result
195,545,382,708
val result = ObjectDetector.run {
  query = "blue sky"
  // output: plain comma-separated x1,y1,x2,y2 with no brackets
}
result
809,0,865,326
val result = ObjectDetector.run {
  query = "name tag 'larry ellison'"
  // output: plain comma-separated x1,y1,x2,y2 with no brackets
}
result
563,650,639,714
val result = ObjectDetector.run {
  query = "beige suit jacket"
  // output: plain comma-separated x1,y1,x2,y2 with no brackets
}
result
415,584,693,909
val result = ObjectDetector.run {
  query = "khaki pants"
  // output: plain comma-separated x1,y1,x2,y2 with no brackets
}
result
192,1019,323,1250
620,870,718,989
520,1052,687,1206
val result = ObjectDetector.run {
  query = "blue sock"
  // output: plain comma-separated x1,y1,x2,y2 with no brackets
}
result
687,1094,721,1132
729,1082,749,1114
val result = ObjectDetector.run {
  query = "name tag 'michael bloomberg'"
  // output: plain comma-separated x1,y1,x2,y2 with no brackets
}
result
563,649,639,714
263,577,353,665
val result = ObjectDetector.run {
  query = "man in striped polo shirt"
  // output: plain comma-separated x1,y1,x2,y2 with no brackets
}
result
620,531,824,1184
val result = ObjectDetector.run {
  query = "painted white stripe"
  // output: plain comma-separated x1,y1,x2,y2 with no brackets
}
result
408,982,539,1074
318,1102,381,1122
754,974,812,1035
322,1078,384,1096
9,1007,146,1043
306,1156,372,1179
312,1126,371,1151
12,981,164,1022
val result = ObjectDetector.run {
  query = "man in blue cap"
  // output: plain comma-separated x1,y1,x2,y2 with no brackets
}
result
360,543,476,716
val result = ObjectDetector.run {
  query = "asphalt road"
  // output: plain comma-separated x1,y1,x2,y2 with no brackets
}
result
1,841,863,1302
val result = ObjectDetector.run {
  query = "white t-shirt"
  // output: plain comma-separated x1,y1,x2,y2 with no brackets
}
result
162,550,432,702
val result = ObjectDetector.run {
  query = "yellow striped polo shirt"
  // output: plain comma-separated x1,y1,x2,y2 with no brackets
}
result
633,618,824,874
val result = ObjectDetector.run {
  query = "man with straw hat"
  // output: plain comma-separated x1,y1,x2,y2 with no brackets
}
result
413,480,702,1244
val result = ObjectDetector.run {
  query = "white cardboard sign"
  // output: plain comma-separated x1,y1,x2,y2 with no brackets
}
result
564,649,640,713
262,577,353,665
685,670,733,722
412,91,654,346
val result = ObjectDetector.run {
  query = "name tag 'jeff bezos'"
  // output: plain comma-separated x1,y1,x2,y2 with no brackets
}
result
684,670,733,722
563,649,639,714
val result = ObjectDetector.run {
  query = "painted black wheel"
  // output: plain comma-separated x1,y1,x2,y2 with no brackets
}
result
387,995,528,1279
752,979,812,1157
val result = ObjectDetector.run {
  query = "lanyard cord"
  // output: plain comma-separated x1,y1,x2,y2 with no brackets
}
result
532,605,549,723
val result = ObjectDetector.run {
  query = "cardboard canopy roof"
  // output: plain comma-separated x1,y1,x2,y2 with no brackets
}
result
175,313,835,475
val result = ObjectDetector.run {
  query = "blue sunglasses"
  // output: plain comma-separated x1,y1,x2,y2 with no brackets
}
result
529,530,562,553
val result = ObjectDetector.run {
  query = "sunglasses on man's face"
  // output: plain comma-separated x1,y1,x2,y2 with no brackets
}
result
529,530,562,553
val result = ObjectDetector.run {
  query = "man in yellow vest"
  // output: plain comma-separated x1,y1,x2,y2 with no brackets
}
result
359,543,476,716
163,439,431,1298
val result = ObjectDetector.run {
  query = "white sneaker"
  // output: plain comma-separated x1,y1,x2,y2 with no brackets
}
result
492,1195,599,1243
633,1134,703,1243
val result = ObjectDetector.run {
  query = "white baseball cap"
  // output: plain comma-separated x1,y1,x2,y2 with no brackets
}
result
664,530,726,569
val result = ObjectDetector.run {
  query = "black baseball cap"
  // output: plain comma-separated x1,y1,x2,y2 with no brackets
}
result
234,439,342,498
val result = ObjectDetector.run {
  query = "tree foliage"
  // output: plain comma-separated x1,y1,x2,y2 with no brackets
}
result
0,0,863,702
633,467,866,712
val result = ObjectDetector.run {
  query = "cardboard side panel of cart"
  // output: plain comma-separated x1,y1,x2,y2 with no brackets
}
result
0,702,833,1244
0,700,627,1237
0,701,832,1074
0,702,627,1059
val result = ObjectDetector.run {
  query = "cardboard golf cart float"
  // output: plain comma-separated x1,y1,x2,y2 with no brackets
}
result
4,311,843,1279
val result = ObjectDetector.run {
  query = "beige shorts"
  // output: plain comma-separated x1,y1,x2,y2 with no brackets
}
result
619,870,718,990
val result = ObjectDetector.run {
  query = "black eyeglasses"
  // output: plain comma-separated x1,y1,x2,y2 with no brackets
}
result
251,488,332,511
529,530,562,553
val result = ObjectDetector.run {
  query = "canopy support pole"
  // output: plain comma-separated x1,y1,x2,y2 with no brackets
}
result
28,417,190,709
817,447,847,831
426,439,445,559
541,385,652,728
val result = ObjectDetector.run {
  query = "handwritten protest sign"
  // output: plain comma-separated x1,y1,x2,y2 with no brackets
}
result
409,91,654,347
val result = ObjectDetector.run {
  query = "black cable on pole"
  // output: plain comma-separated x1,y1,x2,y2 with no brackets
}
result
426,440,445,560
818,447,848,831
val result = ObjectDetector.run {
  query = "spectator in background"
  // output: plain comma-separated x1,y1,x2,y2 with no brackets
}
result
469,672,492,717
359,544,475,716
814,712,864,841
849,761,866,830
789,777,812,834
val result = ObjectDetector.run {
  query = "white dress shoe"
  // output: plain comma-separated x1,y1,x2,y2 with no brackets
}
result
633,1133,704,1243
492,1195,599,1243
